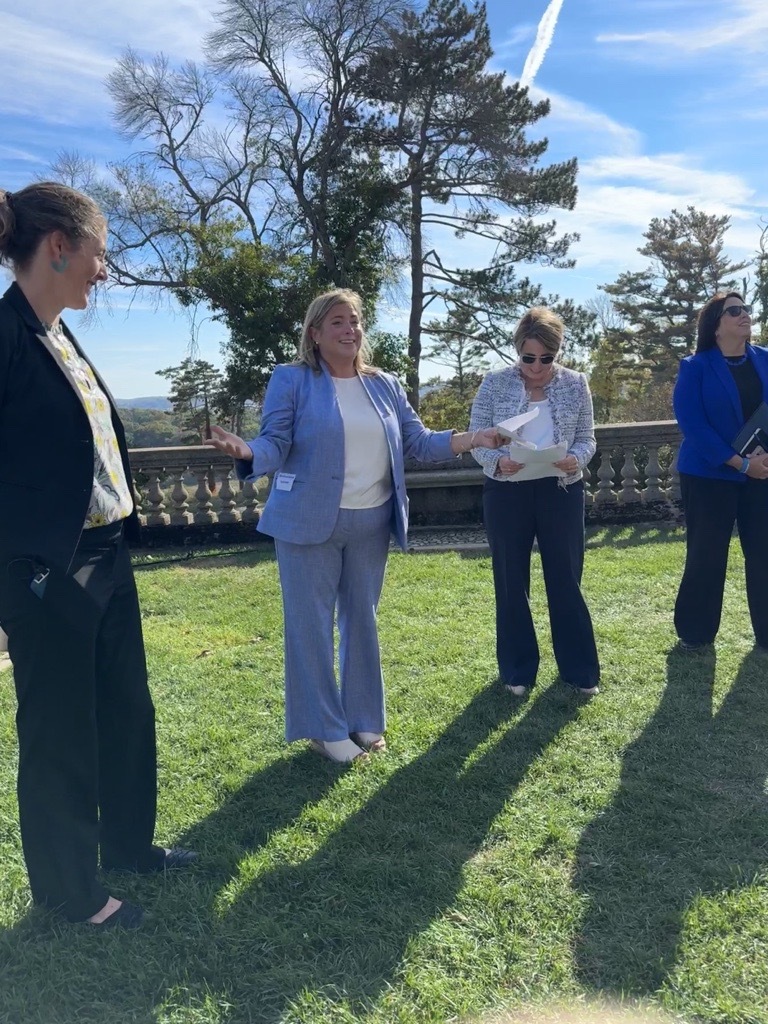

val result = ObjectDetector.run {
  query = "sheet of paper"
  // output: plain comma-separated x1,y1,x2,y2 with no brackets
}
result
506,442,568,464
496,408,540,439
503,442,569,482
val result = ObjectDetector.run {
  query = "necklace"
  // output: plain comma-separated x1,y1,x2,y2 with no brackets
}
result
724,352,748,366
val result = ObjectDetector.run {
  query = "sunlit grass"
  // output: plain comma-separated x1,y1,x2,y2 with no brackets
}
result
0,526,766,1024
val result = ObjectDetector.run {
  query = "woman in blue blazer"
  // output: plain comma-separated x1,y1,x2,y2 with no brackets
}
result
673,292,768,651
208,289,501,762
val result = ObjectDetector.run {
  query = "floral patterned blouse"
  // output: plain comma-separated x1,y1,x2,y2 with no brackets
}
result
47,325,134,529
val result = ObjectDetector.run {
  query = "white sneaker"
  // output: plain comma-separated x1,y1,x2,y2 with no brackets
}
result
504,684,528,697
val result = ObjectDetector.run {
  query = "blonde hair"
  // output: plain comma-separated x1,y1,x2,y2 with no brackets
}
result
0,181,106,271
513,306,564,356
295,288,376,374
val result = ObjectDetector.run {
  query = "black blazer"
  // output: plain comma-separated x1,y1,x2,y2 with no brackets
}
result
0,282,139,600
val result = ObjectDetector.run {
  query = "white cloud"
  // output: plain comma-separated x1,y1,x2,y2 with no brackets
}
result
0,1,217,124
494,23,537,58
581,155,756,208
520,0,567,89
597,0,768,56
0,15,114,122
531,88,642,159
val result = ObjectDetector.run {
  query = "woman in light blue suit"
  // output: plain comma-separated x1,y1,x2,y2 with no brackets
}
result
673,292,768,651
208,289,502,762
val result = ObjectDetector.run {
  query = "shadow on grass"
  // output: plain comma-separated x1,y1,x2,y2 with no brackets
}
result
573,646,768,997
0,682,581,1023
585,524,684,551
171,680,580,1021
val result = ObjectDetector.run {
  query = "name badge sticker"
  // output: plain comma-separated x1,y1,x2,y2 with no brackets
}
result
275,472,296,492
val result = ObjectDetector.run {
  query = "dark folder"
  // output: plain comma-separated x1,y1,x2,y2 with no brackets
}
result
732,401,768,456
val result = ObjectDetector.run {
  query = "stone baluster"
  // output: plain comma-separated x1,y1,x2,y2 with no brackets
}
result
583,460,595,505
593,450,618,504
216,470,242,524
667,453,681,501
193,467,217,525
170,471,193,526
643,445,664,503
618,447,642,504
132,479,146,527
145,472,170,526
241,479,261,523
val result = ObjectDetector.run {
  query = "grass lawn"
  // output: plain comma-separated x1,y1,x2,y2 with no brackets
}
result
1,525,767,1024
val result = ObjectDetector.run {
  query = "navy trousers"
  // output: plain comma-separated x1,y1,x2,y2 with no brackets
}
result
483,476,600,689
675,473,768,647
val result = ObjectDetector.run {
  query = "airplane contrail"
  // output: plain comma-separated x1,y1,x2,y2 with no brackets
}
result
520,0,566,89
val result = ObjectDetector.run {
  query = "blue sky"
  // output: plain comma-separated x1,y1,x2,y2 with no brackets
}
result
1,0,766,397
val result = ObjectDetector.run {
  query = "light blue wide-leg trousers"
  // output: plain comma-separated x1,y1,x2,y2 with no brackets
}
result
275,500,393,742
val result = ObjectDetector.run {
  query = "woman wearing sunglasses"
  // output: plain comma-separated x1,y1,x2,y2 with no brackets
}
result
673,292,768,652
469,306,600,698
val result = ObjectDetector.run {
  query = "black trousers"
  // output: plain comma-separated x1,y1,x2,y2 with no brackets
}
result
675,473,768,647
483,476,600,689
1,524,162,922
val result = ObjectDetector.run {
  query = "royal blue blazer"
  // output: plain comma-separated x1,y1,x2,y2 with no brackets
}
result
673,344,768,481
236,361,456,550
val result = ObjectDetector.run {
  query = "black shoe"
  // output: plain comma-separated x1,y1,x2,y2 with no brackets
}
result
102,847,198,874
89,901,144,930
159,848,198,871
677,638,709,652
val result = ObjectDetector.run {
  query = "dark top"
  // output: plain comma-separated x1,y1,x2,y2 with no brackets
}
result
726,355,763,421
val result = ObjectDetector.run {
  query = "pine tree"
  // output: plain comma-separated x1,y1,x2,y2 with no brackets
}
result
601,207,749,381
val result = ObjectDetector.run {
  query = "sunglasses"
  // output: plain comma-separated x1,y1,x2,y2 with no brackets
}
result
720,304,752,318
520,353,555,365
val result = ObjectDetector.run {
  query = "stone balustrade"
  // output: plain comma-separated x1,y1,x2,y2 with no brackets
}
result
119,420,683,538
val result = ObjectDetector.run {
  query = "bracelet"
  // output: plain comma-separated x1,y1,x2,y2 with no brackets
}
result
740,456,750,474
465,430,478,453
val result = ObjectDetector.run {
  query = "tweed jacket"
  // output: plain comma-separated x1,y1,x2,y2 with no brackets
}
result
0,283,139,601
673,344,768,482
236,361,456,551
468,364,596,484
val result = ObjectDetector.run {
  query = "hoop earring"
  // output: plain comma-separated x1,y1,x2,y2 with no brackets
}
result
51,255,69,273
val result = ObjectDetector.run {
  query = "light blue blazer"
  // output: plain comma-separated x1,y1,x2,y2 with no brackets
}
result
673,345,768,481
237,361,456,550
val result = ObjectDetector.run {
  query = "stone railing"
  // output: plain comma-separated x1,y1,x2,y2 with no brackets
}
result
404,420,683,526
120,420,683,540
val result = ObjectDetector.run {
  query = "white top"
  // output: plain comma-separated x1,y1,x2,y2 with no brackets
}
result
517,400,555,449
332,375,393,509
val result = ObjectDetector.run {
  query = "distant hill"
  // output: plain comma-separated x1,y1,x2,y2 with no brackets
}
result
116,396,172,411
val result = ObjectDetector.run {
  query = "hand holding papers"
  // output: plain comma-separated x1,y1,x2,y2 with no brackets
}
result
503,442,569,481
495,407,569,481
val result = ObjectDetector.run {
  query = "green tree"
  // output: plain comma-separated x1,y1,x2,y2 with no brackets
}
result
156,358,223,443
423,301,489,396
367,330,413,384
53,1,408,383
418,372,484,431
358,0,579,406
120,407,185,448
601,207,750,383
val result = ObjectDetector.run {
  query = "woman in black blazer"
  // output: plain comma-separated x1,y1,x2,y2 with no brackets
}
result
0,183,194,928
